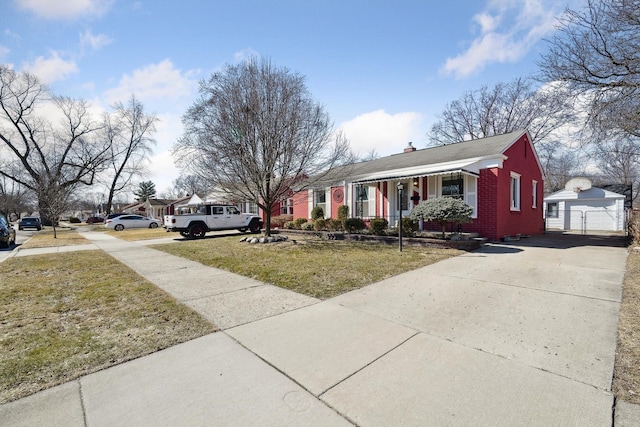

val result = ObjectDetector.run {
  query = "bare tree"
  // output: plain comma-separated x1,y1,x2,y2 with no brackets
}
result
428,78,577,193
102,95,157,214
173,174,211,197
591,136,640,201
429,78,575,147
538,0,640,138
0,66,112,236
0,175,33,218
174,57,350,235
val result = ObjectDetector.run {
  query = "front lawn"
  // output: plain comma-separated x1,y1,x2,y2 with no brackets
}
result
19,228,90,249
152,236,462,299
0,251,216,403
104,227,171,241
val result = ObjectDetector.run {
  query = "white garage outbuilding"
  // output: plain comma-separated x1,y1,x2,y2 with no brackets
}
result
544,178,626,232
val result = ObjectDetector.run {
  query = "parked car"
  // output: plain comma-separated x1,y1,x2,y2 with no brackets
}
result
18,216,42,231
105,213,126,220
86,216,104,224
0,213,16,248
104,215,161,231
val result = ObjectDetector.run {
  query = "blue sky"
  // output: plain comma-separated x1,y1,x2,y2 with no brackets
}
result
1,0,574,195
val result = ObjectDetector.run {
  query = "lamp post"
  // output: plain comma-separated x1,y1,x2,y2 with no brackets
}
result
397,182,404,252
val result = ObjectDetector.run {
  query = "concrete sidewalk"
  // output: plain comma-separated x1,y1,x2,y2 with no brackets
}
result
1,231,637,426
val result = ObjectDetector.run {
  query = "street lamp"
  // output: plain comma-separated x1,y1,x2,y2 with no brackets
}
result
397,182,404,252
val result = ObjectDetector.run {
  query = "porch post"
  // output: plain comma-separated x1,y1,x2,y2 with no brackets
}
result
397,182,404,252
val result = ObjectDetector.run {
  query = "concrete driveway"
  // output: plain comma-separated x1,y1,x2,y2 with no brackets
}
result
228,232,628,426
1,231,630,426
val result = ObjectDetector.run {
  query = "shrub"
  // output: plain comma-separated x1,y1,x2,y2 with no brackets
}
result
401,217,418,237
344,217,366,233
314,218,328,231
327,219,343,231
271,214,293,228
284,221,296,229
369,217,388,235
293,217,308,229
311,206,324,220
410,197,473,239
301,222,315,231
69,217,81,224
337,205,349,222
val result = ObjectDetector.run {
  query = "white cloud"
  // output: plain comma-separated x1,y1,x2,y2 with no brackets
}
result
14,0,114,20
441,0,560,78
103,59,197,106
340,110,425,158
147,113,184,192
148,150,180,195
22,51,77,83
80,29,112,51
233,48,260,63
0,45,9,61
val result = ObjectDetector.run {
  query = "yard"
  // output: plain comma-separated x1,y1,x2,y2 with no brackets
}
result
2,227,640,410
151,236,463,299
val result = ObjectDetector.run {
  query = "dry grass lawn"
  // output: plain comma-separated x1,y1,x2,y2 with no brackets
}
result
153,235,463,299
19,228,89,249
614,249,640,404
0,251,216,403
104,227,171,241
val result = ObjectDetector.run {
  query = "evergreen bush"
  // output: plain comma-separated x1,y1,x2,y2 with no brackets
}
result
344,218,366,233
369,217,389,235
293,217,308,229
311,206,324,220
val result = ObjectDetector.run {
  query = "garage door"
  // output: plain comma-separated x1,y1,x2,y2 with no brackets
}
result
564,200,617,231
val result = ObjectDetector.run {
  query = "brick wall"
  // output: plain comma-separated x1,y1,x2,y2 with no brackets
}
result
292,190,309,219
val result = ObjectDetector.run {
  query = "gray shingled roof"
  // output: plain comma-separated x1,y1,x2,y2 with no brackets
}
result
315,130,526,186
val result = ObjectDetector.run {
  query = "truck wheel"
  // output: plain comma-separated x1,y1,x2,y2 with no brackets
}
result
189,224,207,239
249,220,261,233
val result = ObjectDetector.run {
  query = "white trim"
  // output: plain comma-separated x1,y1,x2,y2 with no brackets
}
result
510,172,521,211
532,180,538,209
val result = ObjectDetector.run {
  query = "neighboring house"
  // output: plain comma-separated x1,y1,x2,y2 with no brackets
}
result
544,178,626,232
292,130,544,241
122,196,191,221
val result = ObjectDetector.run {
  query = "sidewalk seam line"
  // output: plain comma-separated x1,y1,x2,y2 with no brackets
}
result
318,332,420,398
222,331,355,426
441,273,622,303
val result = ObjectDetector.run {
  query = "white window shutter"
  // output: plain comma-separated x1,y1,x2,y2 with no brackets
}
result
464,175,478,218
427,176,438,199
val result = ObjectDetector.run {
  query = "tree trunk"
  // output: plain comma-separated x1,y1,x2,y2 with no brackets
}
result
264,207,272,237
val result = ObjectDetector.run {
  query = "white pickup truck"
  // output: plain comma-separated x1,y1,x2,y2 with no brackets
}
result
164,204,263,239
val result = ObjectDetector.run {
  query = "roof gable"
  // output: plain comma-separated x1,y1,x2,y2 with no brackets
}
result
544,187,626,201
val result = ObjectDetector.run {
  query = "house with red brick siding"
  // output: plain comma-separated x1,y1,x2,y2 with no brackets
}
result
292,130,544,241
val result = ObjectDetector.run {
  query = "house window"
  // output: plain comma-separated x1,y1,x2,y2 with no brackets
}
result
280,198,293,215
532,180,538,208
547,202,559,218
314,189,326,216
441,175,463,199
510,172,521,211
246,202,258,215
356,185,370,218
